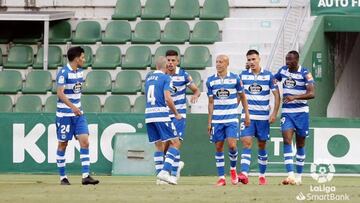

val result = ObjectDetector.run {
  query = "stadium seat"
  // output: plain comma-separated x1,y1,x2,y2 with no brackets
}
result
151,46,181,68
72,21,101,44
81,46,93,68
182,46,211,69
92,46,121,69
3,45,33,69
44,95,57,113
160,21,190,44
0,95,13,112
133,95,146,113
142,0,170,20
22,70,52,94
122,46,151,69
12,22,42,44
82,70,112,94
132,21,161,44
112,70,142,94
49,20,72,44
103,95,131,113
189,21,219,44
14,95,42,113
102,21,131,44
186,70,202,94
0,70,22,94
170,0,199,20
112,0,141,20
200,0,229,20
33,46,63,69
81,95,101,113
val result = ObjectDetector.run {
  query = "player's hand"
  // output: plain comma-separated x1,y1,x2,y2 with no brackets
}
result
244,114,251,127
207,125,212,136
174,114,183,120
190,95,199,104
283,95,295,103
72,107,82,116
269,113,276,124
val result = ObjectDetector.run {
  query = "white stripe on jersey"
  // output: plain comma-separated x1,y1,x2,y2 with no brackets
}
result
175,104,186,110
68,72,83,79
213,108,239,115
212,118,239,123
283,89,306,95
246,94,270,101
248,104,269,111
282,106,309,113
169,114,187,118
65,94,81,100
244,85,270,91
209,78,238,86
242,114,269,120
214,98,238,105
172,94,186,102
171,76,185,82
212,89,237,95
288,100,307,104
241,75,270,81
65,83,76,90
145,117,171,123
56,111,83,117
57,102,81,109
175,85,186,92
280,69,303,80
145,107,169,114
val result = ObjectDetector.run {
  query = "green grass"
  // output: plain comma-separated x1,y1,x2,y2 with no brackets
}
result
0,175,359,203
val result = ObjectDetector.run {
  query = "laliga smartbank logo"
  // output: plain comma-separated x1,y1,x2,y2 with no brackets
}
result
296,159,350,201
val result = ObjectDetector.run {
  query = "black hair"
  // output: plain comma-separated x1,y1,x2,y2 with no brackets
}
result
165,50,179,57
67,46,85,62
288,50,299,59
246,49,259,56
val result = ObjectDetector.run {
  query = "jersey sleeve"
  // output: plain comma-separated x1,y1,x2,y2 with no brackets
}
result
56,69,67,87
303,68,315,85
184,71,193,87
274,67,282,82
269,72,279,91
235,75,243,93
206,78,213,97
163,75,172,92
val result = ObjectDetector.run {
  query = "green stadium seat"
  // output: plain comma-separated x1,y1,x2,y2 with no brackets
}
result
200,0,229,20
14,95,42,113
160,21,190,44
0,95,13,112
92,46,121,69
22,70,52,94
3,45,33,69
189,21,219,44
122,46,151,69
182,46,211,69
170,0,199,20
151,46,181,68
0,70,22,94
112,0,141,20
72,21,101,44
33,46,63,69
81,46,93,68
132,21,161,44
12,22,42,44
133,95,146,113
103,95,131,113
49,21,72,44
102,21,131,44
82,70,112,94
112,70,142,94
44,95,57,113
142,0,170,20
186,70,202,94
81,95,101,113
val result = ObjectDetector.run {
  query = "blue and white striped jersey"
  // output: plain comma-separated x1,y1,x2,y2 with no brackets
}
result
169,67,192,118
56,64,84,117
145,70,172,123
240,68,278,120
274,65,315,114
206,72,243,124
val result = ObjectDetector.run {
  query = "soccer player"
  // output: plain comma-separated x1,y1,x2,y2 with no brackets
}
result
274,50,315,185
238,50,280,185
145,56,182,185
206,55,250,186
165,50,200,183
56,46,99,185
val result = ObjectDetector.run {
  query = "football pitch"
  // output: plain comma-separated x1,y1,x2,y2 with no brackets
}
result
0,175,359,203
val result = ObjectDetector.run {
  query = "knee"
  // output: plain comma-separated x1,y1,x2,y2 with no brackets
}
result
258,141,266,150
80,140,89,149
283,138,292,145
58,142,68,150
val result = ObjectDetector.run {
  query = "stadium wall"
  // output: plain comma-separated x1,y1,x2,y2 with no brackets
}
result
1,113,359,175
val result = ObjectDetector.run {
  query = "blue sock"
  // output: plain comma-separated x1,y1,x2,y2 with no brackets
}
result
258,149,268,176
154,151,164,175
228,148,238,169
56,150,66,179
240,148,252,174
171,154,180,176
283,144,294,173
162,147,179,172
215,152,225,178
80,148,90,178
296,147,305,174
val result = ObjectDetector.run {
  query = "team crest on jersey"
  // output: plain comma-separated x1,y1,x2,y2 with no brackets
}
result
216,89,230,99
73,82,82,93
249,83,262,94
284,77,296,88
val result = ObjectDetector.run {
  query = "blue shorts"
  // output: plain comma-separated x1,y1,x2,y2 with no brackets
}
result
56,115,89,142
281,113,309,137
210,122,239,143
146,121,178,143
240,119,270,141
171,117,186,140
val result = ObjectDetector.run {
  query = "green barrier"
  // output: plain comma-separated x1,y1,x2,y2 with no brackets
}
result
311,0,360,16
0,113,359,175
